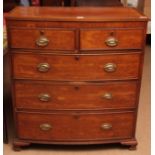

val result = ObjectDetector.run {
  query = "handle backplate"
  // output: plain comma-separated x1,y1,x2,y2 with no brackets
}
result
40,123,52,131
102,93,113,100
101,123,112,130
38,93,51,102
105,37,118,47
36,36,49,47
104,63,117,73
37,63,50,72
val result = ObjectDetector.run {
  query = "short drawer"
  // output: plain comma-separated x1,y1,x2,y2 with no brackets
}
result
80,29,144,50
9,28,75,50
14,81,138,110
12,53,141,81
16,112,135,141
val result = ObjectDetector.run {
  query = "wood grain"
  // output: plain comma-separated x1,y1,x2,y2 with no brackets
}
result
6,7,148,21
80,29,144,50
12,53,141,81
10,28,75,50
7,20,146,29
16,111,135,141
6,7,148,149
14,80,138,110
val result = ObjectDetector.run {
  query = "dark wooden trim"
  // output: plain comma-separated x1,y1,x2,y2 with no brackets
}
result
13,140,30,151
3,109,8,144
146,34,151,45
121,139,137,150
12,137,137,151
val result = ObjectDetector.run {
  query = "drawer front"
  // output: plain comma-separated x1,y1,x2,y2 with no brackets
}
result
12,53,141,81
9,29,75,50
80,29,144,50
14,81,138,110
16,112,135,141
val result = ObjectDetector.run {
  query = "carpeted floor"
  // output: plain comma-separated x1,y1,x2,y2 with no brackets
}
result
3,45,151,155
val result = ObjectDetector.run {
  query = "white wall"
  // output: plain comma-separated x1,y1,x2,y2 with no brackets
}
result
121,0,138,7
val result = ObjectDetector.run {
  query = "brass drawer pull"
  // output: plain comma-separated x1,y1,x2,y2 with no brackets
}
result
37,63,50,72
101,123,112,130
102,93,113,100
105,37,118,47
38,93,51,102
104,63,117,73
40,123,52,131
36,36,49,47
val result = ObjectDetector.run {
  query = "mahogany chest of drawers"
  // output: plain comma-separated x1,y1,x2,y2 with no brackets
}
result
6,7,148,150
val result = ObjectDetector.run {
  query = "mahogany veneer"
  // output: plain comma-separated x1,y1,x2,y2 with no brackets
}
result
17,112,135,141
6,7,148,151
14,81,138,110
12,53,141,81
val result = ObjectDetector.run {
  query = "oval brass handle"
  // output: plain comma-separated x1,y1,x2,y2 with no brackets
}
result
101,123,112,130
37,63,50,72
40,123,52,131
38,93,51,102
36,36,49,47
102,93,113,100
105,37,118,47
104,63,117,73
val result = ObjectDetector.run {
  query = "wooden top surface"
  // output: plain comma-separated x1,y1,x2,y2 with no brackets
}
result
6,6,148,22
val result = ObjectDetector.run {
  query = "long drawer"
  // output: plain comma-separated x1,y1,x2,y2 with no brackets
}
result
12,53,141,81
80,28,144,50
9,28,75,50
14,81,138,110
16,112,135,141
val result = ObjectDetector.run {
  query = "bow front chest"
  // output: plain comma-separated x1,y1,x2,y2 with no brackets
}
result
6,7,148,150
